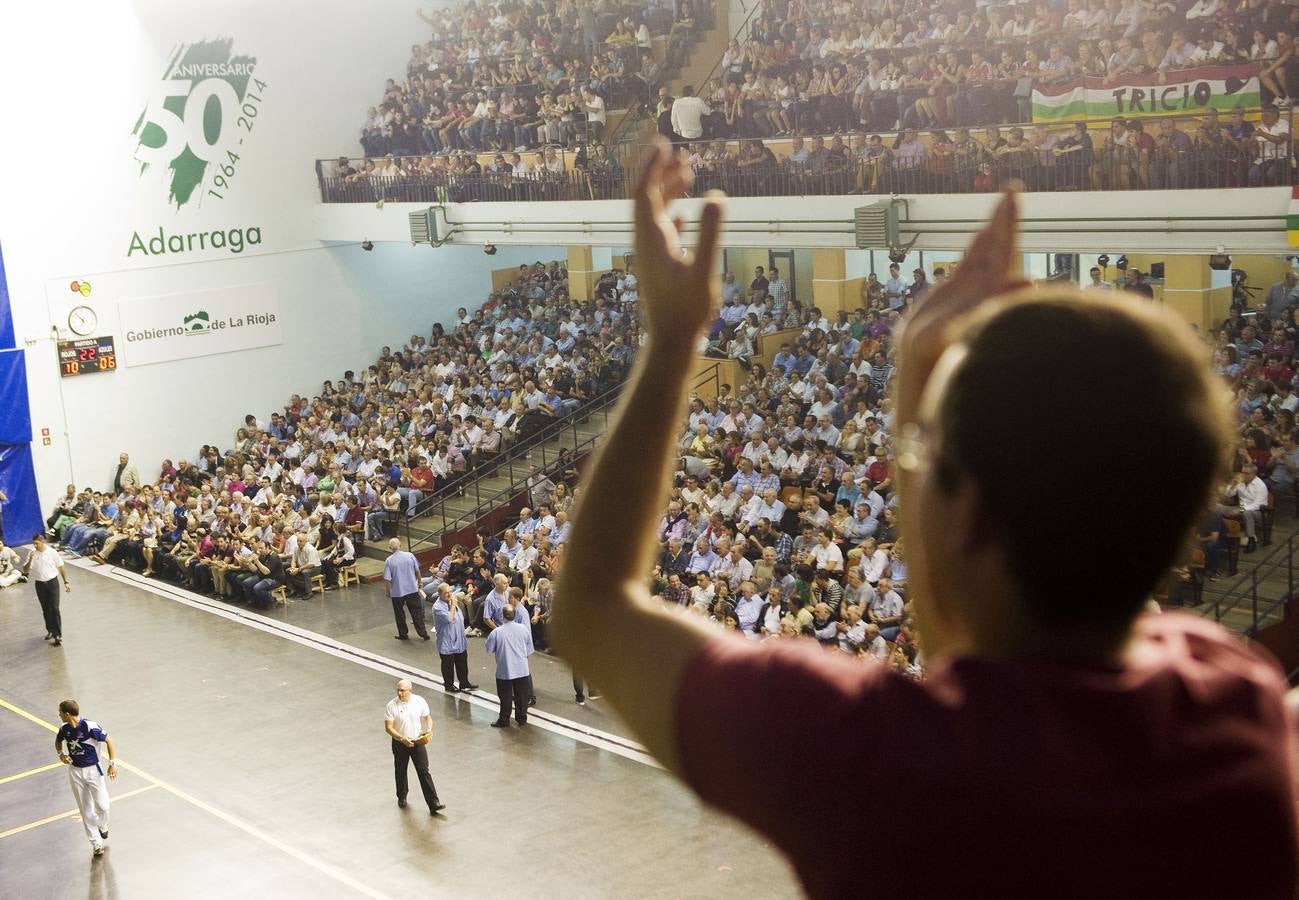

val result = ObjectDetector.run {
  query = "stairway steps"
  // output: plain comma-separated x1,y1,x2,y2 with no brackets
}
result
373,412,613,557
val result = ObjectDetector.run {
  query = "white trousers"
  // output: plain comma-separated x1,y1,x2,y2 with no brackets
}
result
68,764,110,846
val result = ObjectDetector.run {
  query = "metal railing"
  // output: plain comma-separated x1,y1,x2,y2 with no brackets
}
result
1202,532,1297,636
318,168,630,203
403,400,618,555
604,0,749,148
407,382,625,523
692,361,721,399
317,144,1296,203
402,356,724,558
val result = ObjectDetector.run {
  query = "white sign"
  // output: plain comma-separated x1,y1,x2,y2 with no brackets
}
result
117,283,281,367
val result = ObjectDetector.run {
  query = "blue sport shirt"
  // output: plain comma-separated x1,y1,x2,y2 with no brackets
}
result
59,719,109,771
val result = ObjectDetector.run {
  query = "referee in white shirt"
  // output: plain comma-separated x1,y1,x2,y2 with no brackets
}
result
23,532,71,646
383,680,445,815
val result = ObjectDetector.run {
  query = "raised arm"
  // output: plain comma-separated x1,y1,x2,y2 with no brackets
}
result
551,141,725,775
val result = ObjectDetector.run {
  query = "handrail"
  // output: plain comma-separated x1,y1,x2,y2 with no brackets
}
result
691,0,764,115
406,381,625,522
1202,532,1297,635
1244,534,1296,637
691,360,721,398
404,400,617,554
406,427,609,557
403,359,724,558
605,0,740,148
318,132,1295,204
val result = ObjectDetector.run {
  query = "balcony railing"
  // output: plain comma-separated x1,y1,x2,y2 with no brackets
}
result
317,142,1295,204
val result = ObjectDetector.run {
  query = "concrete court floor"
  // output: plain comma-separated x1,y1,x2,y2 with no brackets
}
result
0,569,800,900
212,570,643,742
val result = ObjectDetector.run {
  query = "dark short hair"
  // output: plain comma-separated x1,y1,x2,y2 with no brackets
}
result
59,699,79,716
938,290,1230,627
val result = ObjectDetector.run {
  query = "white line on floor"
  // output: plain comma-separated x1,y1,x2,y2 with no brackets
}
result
67,560,660,769
0,784,159,838
0,697,396,900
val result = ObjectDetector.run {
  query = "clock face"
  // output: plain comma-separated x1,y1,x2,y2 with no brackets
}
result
68,305,97,336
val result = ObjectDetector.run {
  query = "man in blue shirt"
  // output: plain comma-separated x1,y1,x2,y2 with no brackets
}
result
685,537,717,575
884,262,906,310
432,584,478,693
772,344,798,375
383,538,430,641
480,574,511,632
56,698,118,857
484,605,535,727
733,581,765,638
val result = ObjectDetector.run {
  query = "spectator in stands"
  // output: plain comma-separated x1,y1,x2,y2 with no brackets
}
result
1259,29,1299,107
1250,105,1293,185
1221,463,1270,552
671,85,710,142
1265,268,1299,320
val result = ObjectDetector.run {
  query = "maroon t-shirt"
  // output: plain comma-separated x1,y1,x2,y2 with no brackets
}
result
676,613,1298,898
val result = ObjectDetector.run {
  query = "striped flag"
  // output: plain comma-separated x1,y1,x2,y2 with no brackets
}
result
1288,186,1299,247
1032,64,1260,123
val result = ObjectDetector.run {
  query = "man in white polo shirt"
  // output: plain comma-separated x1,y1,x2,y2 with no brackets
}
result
670,85,709,141
383,679,445,815
23,532,71,646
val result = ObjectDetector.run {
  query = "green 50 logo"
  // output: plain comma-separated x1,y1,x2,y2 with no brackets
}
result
132,39,267,209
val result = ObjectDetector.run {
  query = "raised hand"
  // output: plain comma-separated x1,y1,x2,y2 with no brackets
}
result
894,189,1030,430
633,139,726,346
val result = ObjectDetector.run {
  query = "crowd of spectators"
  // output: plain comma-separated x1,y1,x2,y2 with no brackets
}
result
324,141,630,203
1203,263,1299,577
36,261,642,611
320,0,1299,204
357,0,713,159
412,255,1299,682
321,107,1295,204
17,238,1296,679
674,106,1294,196
689,0,1299,137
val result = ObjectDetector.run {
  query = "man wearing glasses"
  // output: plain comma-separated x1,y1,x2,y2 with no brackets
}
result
549,144,1299,896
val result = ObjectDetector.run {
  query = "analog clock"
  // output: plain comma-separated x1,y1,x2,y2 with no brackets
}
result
68,305,98,336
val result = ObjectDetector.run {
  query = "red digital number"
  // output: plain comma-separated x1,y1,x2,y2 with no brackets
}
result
79,347,98,362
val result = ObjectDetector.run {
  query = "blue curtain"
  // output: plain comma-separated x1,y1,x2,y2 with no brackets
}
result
0,442,41,541
0,243,40,541
0,346,31,442
0,244,12,350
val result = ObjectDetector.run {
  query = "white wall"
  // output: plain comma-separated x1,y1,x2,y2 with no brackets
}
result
315,188,1297,255
0,2,561,504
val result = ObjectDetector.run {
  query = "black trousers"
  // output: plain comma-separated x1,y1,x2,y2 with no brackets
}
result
440,651,470,691
391,739,439,809
35,577,61,637
391,592,428,638
496,675,533,724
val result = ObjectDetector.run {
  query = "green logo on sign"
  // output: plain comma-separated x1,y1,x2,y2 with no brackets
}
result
183,310,211,333
131,39,267,208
